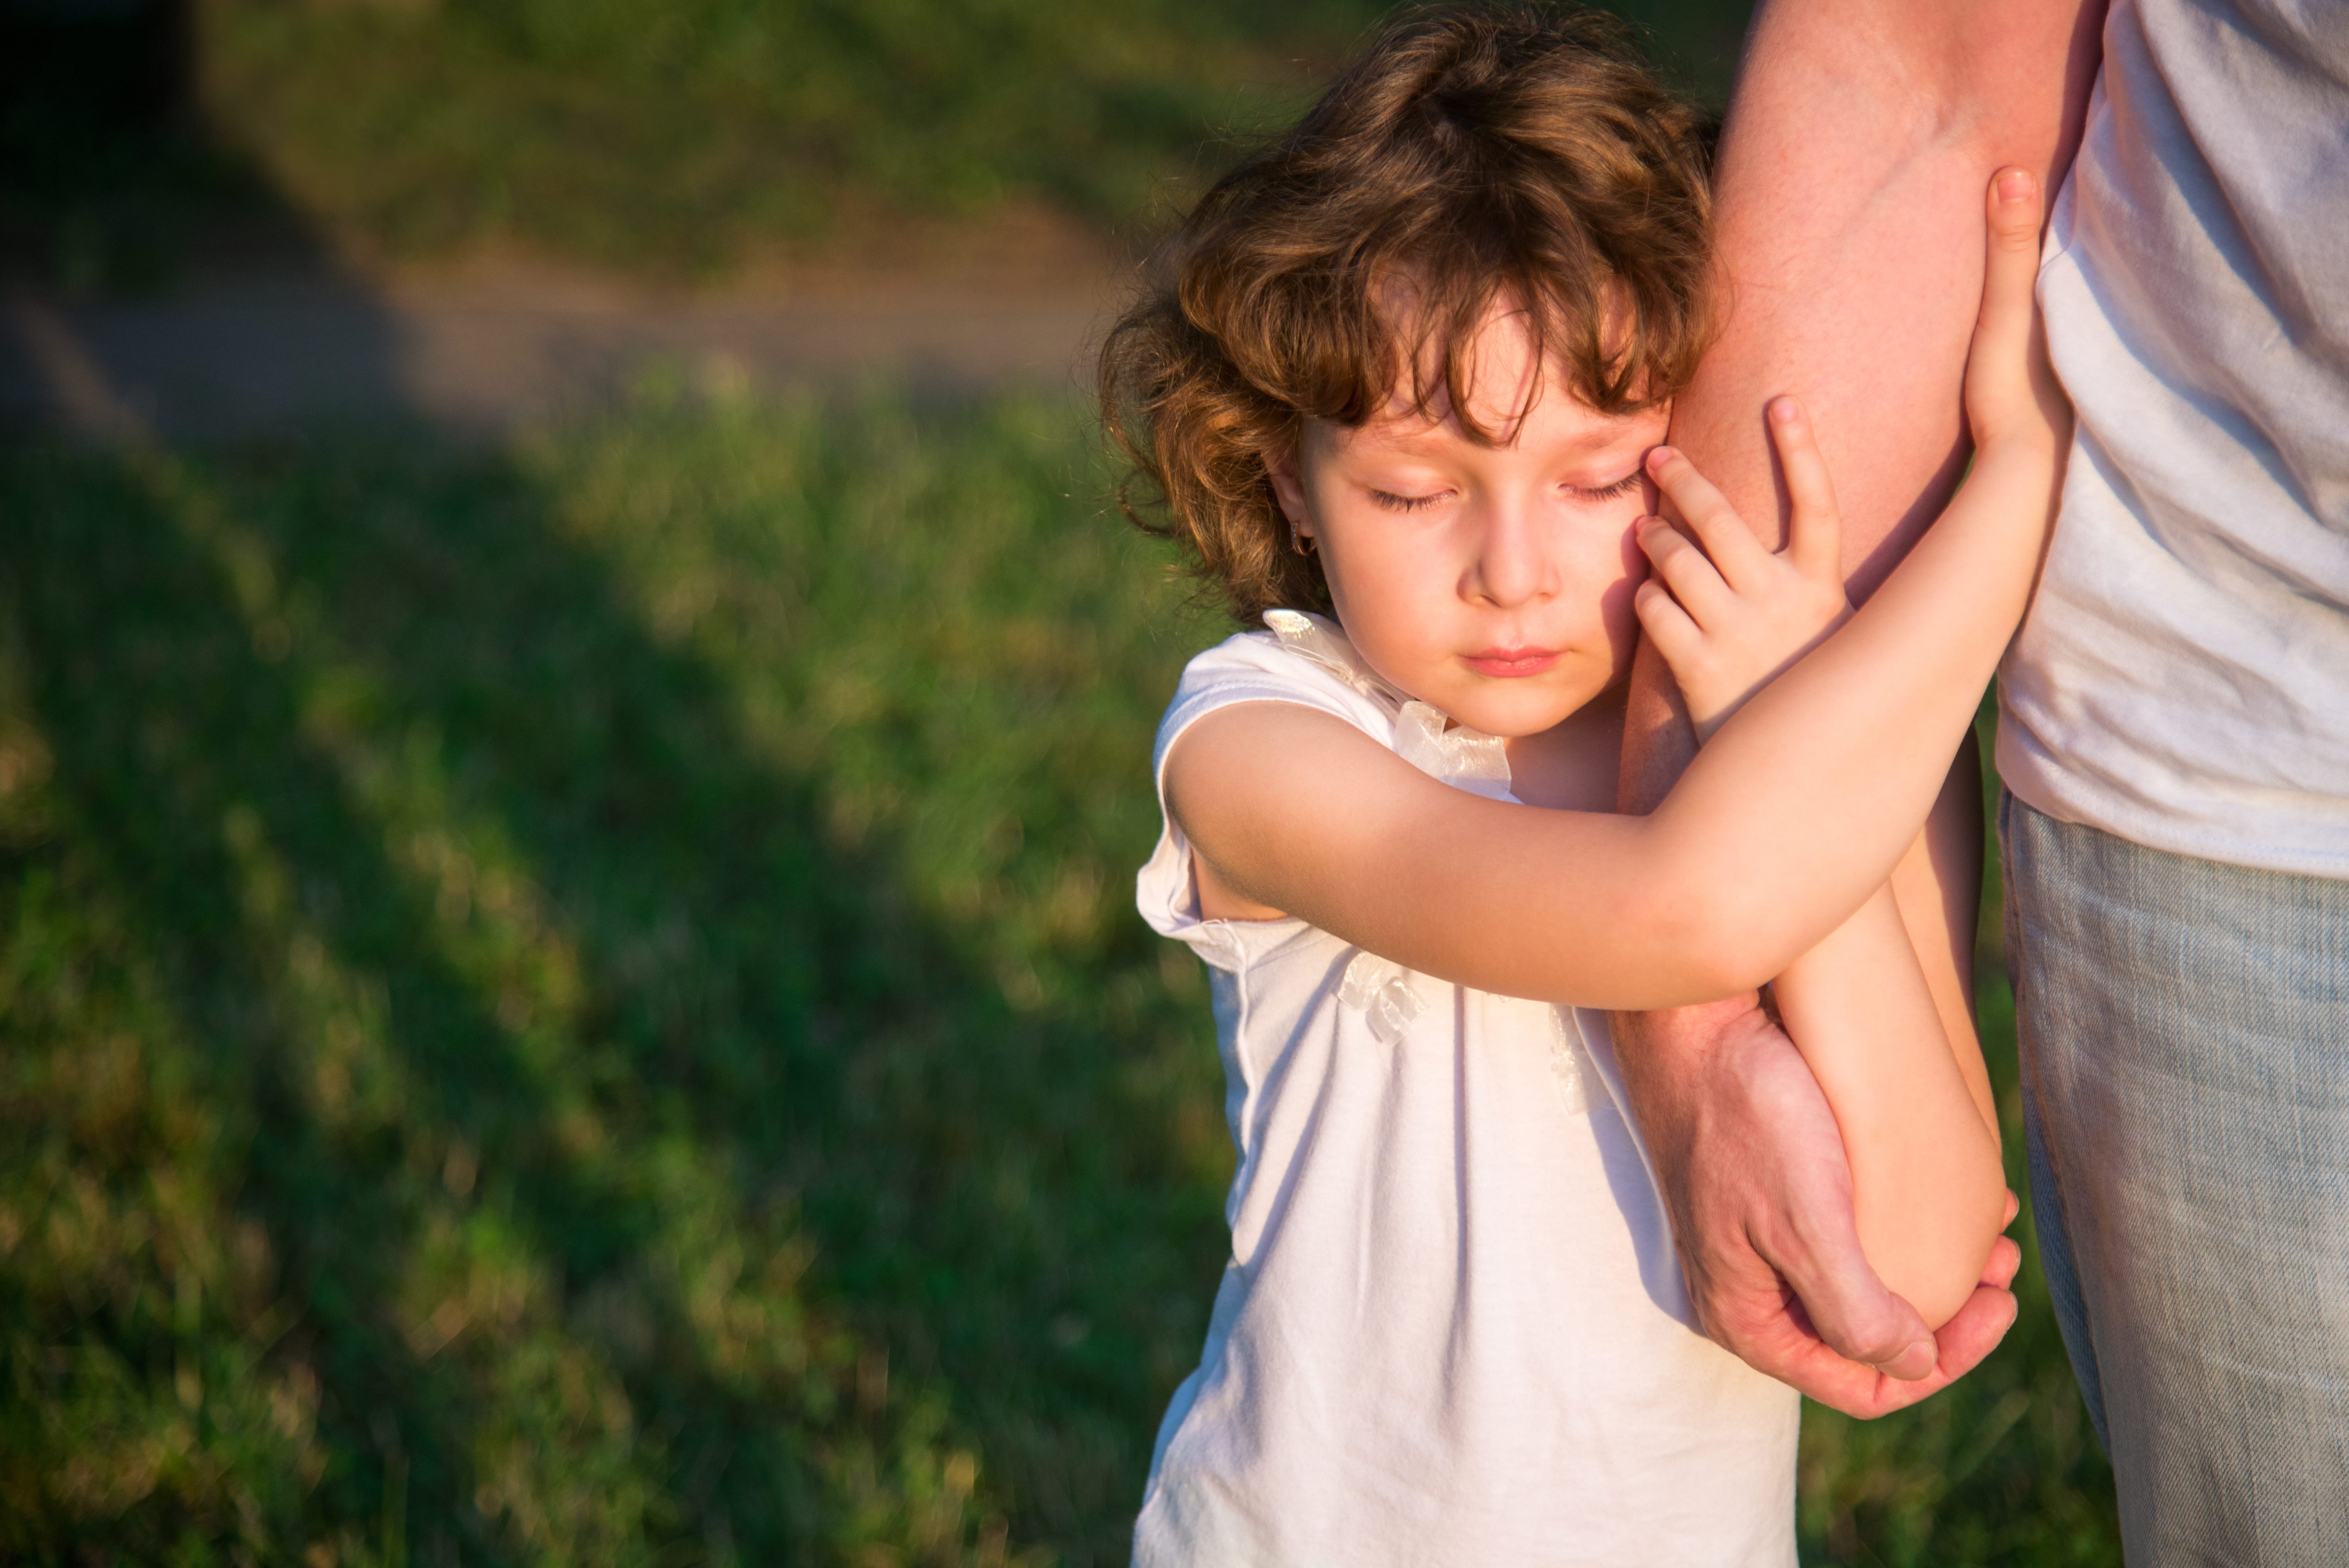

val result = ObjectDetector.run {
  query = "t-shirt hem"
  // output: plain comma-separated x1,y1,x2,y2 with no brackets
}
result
1997,751,2349,882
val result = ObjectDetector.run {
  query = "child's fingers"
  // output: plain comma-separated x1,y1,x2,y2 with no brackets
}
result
1764,396,1844,584
1632,578,1704,668
1636,516,1732,624
1645,446,1770,586
1970,168,2044,383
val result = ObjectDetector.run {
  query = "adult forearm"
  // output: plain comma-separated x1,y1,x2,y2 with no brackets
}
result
1595,0,2097,1405
1618,0,2098,998
1667,0,2103,585
1628,431,2062,996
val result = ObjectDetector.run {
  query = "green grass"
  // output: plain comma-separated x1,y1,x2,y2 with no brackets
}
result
0,388,2116,1563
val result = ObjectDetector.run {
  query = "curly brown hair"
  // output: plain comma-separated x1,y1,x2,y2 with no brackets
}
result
1100,3,1718,622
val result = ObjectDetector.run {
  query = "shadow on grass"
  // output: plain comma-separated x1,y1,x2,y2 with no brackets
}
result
0,397,1228,1565
0,388,2123,1568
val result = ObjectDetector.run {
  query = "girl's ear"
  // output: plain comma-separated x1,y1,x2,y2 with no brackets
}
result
1265,442,1310,531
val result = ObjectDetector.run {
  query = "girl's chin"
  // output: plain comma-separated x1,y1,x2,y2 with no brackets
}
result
1449,695,1594,739
1399,664,1612,738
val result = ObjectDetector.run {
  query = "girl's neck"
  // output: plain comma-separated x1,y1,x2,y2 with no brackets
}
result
1502,684,1628,811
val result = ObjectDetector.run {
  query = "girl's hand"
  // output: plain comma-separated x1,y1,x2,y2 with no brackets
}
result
1962,168,2069,461
1633,399,1851,742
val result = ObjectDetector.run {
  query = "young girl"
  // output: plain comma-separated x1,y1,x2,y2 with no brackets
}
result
1100,8,2065,1562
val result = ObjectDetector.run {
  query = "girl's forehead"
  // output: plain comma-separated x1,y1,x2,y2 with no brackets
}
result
1319,384,1667,461
1370,273,1649,410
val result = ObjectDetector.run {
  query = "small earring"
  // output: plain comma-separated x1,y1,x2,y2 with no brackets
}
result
1290,519,1315,556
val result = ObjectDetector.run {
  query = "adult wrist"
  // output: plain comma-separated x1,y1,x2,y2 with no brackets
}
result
1611,993,1769,1110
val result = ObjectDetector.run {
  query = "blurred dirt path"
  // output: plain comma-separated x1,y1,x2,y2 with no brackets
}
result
1,233,1127,443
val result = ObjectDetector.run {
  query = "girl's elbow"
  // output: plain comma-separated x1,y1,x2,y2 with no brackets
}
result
1871,1156,2012,1332
1907,1228,2007,1332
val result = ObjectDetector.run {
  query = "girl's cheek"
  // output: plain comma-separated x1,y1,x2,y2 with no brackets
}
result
1329,527,1428,623
1593,517,1649,665
1597,571,1642,662
1613,511,1649,596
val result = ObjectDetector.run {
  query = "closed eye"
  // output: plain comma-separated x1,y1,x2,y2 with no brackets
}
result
1570,471,1643,501
1369,488,1453,513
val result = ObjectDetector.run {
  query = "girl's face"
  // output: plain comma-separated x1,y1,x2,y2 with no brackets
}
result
1267,304,1665,740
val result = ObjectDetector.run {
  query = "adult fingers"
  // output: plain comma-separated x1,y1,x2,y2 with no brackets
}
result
1763,1283,2018,1419
1922,1280,2021,1388
1757,1197,1938,1377
1772,1334,1951,1417
1973,1194,2023,1293
1636,515,1734,625
1644,445,1770,587
1981,1233,2023,1292
1790,1257,1938,1379
1764,396,1844,584
1713,1297,1953,1417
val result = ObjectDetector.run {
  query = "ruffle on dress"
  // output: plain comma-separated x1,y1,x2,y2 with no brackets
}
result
1262,609,1513,802
1261,609,1589,1112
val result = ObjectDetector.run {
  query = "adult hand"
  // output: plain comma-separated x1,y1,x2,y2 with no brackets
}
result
1614,994,2020,1417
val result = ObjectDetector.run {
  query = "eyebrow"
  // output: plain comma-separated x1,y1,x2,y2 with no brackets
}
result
1342,416,1649,462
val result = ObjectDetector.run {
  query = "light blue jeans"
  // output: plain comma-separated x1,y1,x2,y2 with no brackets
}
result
2001,792,2349,1565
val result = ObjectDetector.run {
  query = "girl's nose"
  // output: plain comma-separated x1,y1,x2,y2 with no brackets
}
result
1462,499,1552,609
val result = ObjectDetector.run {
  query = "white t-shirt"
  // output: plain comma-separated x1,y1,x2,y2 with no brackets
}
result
1999,0,2349,876
1131,611,1797,1568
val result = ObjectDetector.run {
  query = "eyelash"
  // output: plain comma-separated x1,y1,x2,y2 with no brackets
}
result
1575,472,1644,501
1369,472,1642,511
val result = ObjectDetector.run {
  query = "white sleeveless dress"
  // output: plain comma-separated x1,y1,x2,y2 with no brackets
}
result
1132,611,1798,1567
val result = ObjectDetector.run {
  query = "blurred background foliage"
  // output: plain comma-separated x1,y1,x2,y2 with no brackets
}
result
5,0,1751,283
192,0,1753,272
0,0,2123,1563
199,0,1400,269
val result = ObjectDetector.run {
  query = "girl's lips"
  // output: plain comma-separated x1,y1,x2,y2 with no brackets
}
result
1464,647,1560,678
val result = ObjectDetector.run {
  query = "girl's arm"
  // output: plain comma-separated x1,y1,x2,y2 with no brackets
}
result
1633,235,2025,1332
1767,887,2003,1328
1634,364,2014,1331
1164,169,2067,1012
